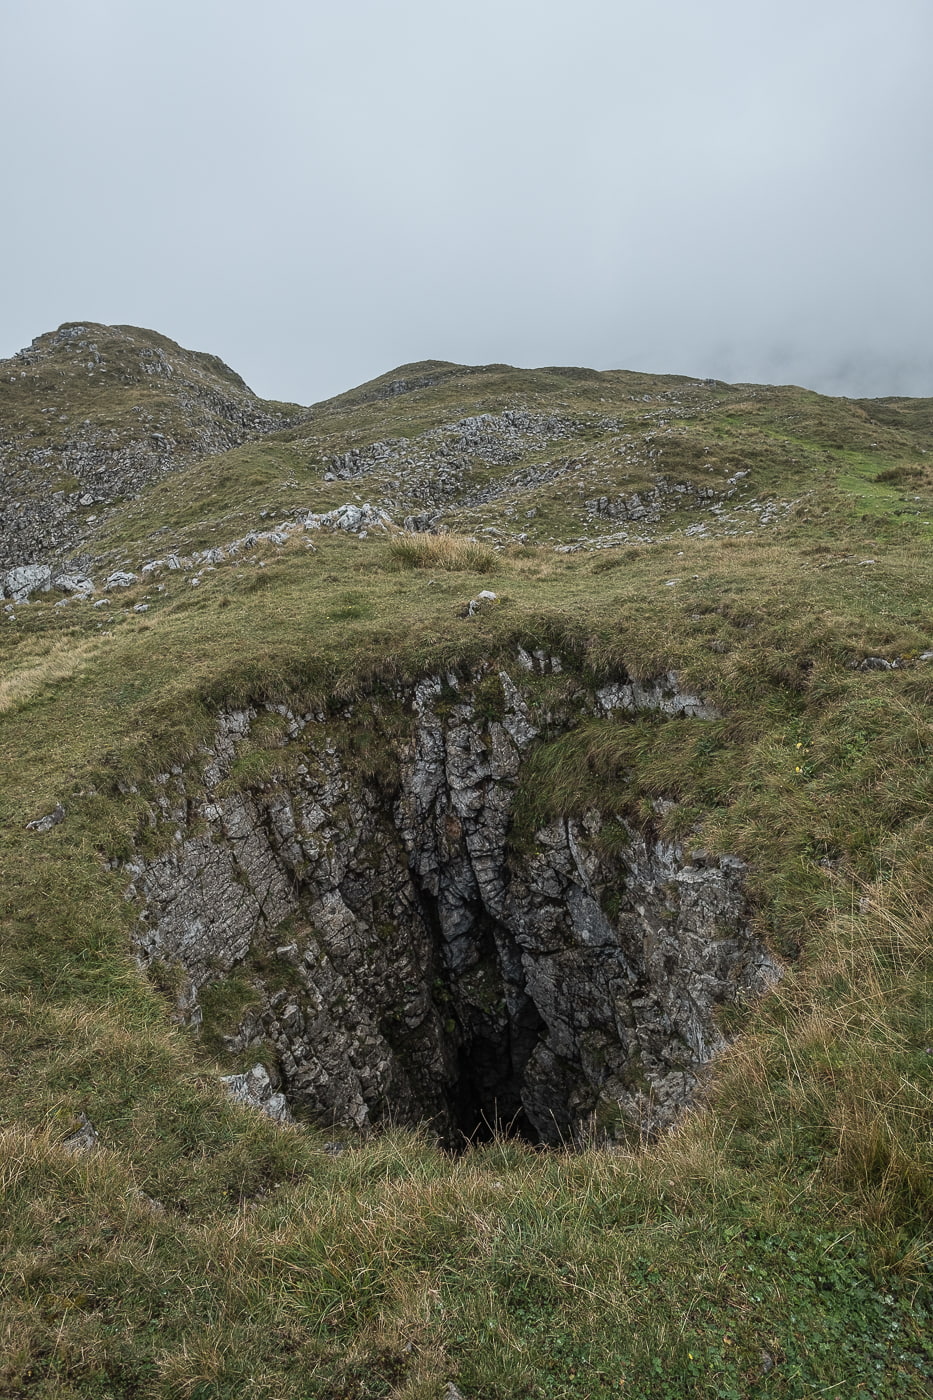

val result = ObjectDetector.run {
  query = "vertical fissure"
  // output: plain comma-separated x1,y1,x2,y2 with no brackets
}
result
416,885,545,1145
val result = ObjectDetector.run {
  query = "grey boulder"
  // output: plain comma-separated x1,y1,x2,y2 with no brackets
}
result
2,564,52,601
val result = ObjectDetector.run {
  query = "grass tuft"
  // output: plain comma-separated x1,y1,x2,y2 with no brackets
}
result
388,532,497,572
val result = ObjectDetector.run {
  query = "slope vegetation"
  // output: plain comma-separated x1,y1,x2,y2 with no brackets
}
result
0,327,931,1398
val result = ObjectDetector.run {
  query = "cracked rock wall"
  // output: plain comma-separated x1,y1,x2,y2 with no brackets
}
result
126,663,779,1144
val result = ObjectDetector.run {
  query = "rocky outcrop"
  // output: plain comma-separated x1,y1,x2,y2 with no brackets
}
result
1,564,94,602
321,411,581,520
584,475,735,525
125,664,779,1145
221,1064,292,1124
303,503,393,534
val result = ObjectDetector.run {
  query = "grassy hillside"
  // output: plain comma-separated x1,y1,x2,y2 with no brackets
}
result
0,332,931,1398
85,360,933,566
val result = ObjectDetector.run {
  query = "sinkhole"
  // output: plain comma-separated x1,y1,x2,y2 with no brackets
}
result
132,726,779,1150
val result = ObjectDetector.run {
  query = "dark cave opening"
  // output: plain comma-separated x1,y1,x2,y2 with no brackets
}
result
419,890,546,1146
449,996,544,1146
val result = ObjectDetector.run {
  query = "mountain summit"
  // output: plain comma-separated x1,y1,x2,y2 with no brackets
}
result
0,322,302,569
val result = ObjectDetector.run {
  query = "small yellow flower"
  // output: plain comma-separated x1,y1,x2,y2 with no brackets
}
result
795,765,802,773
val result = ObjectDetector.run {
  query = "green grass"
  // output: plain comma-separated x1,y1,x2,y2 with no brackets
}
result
1,346,933,1396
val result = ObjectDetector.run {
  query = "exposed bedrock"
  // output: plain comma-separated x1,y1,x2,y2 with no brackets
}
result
126,663,779,1145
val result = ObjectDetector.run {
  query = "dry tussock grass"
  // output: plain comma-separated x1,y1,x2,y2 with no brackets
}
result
388,532,496,573
706,861,933,1231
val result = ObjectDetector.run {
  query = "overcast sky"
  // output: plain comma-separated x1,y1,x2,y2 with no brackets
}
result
2,0,932,403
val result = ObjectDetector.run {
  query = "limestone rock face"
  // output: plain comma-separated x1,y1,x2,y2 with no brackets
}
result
126,664,779,1145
